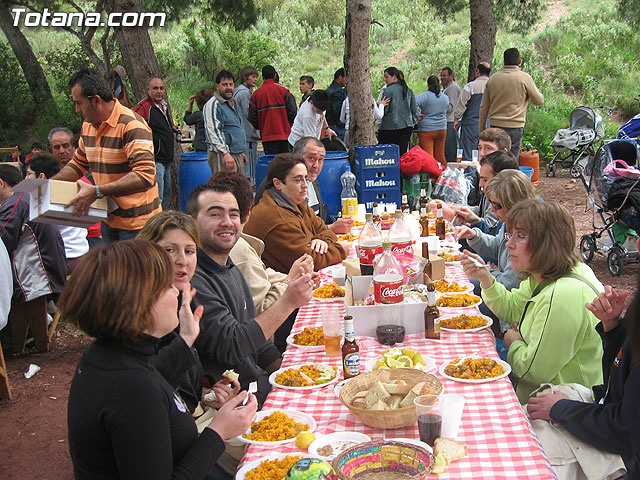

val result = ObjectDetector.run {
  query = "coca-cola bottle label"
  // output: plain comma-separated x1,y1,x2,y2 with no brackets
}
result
391,241,413,256
373,275,404,304
358,245,382,265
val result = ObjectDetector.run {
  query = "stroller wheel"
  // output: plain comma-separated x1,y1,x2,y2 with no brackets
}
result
580,235,595,263
570,163,583,178
607,246,626,277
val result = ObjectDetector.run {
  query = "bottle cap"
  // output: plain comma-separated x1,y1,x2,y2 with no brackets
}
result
395,210,402,218
365,212,373,220
382,239,392,249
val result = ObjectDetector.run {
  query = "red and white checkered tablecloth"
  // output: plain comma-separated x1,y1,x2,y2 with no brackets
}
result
239,252,556,479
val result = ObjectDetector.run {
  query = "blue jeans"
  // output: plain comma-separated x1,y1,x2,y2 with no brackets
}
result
101,222,139,243
156,162,171,210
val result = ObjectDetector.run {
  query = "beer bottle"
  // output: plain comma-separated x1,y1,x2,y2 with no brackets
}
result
435,202,446,240
372,202,381,229
421,243,432,282
419,187,428,211
424,283,440,339
419,206,429,237
401,191,410,214
342,316,361,379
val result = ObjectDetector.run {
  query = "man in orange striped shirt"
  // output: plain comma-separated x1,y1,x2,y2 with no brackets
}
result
52,70,161,242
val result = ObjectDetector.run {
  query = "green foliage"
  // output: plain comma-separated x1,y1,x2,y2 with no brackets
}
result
42,43,91,94
617,0,640,26
0,42,33,144
181,20,277,82
256,0,344,29
199,0,259,30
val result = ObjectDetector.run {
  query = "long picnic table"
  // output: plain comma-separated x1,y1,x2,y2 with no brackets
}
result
238,259,556,479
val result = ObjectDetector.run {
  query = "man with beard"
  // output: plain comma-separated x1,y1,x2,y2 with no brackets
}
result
187,180,313,405
203,70,247,174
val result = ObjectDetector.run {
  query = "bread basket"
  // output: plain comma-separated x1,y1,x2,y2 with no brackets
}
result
332,440,434,479
339,368,443,429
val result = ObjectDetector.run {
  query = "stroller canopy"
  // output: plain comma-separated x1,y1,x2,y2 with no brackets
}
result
617,113,640,140
550,106,604,151
585,138,639,208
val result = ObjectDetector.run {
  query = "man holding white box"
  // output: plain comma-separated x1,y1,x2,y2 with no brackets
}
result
52,69,161,242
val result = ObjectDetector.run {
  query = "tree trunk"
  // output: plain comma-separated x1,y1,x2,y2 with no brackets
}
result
468,0,496,83
0,2,57,112
108,0,161,103
344,0,376,151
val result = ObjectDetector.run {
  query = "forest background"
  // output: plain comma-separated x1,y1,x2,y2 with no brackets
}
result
1,0,639,158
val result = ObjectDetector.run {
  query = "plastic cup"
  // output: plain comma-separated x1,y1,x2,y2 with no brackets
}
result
357,204,367,222
426,236,440,256
472,150,479,163
322,307,342,356
332,264,346,286
456,148,463,163
414,395,442,447
439,394,466,439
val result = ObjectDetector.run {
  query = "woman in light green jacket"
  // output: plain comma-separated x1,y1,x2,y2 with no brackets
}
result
462,199,604,404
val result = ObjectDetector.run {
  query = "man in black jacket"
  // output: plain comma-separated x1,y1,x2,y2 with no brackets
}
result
134,78,176,210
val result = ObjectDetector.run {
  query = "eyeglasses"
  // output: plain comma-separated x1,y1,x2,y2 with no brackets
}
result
504,232,528,243
489,200,503,210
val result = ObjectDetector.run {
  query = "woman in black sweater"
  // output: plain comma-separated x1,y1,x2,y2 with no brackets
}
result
61,240,257,479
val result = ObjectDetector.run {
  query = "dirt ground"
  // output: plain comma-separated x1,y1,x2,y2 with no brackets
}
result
1,168,637,480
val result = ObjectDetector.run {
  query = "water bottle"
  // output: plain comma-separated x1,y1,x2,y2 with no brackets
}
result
340,166,357,218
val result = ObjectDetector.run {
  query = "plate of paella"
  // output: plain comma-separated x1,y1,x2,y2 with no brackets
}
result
235,409,317,446
269,363,339,390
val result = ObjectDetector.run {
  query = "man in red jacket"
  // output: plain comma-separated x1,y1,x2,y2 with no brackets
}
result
248,65,297,155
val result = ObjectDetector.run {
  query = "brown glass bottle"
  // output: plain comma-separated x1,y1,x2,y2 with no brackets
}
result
421,243,432,282
372,202,381,228
424,283,440,339
401,191,410,214
419,206,429,237
342,316,361,379
419,187,428,211
435,202,446,240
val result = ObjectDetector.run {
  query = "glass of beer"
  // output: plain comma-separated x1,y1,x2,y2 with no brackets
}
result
323,307,342,356
456,148,463,163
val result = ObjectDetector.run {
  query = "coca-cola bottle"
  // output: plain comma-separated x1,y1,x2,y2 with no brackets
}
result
374,240,406,345
358,212,382,275
388,210,413,256
373,240,404,304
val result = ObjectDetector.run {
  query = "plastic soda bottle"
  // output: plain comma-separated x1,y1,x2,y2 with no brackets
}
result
388,210,413,256
340,165,358,218
373,240,404,304
358,213,382,275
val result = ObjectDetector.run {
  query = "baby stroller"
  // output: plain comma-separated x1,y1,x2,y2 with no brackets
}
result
547,106,612,178
579,138,640,276
617,113,640,139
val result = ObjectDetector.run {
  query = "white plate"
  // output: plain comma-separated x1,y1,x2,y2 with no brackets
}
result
439,357,512,383
286,331,324,351
236,453,320,480
439,313,493,333
333,378,353,398
434,280,474,295
384,437,433,454
235,409,317,445
312,296,345,303
269,364,340,390
435,294,482,310
308,432,372,460
364,355,436,373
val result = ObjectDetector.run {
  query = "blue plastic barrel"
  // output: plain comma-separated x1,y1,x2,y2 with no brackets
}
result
178,152,211,212
318,151,349,220
255,154,275,190
519,166,534,181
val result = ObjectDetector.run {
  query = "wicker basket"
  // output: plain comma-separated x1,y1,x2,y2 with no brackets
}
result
332,440,434,480
339,368,443,429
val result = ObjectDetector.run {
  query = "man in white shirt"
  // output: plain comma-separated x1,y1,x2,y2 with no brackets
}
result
288,90,336,148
